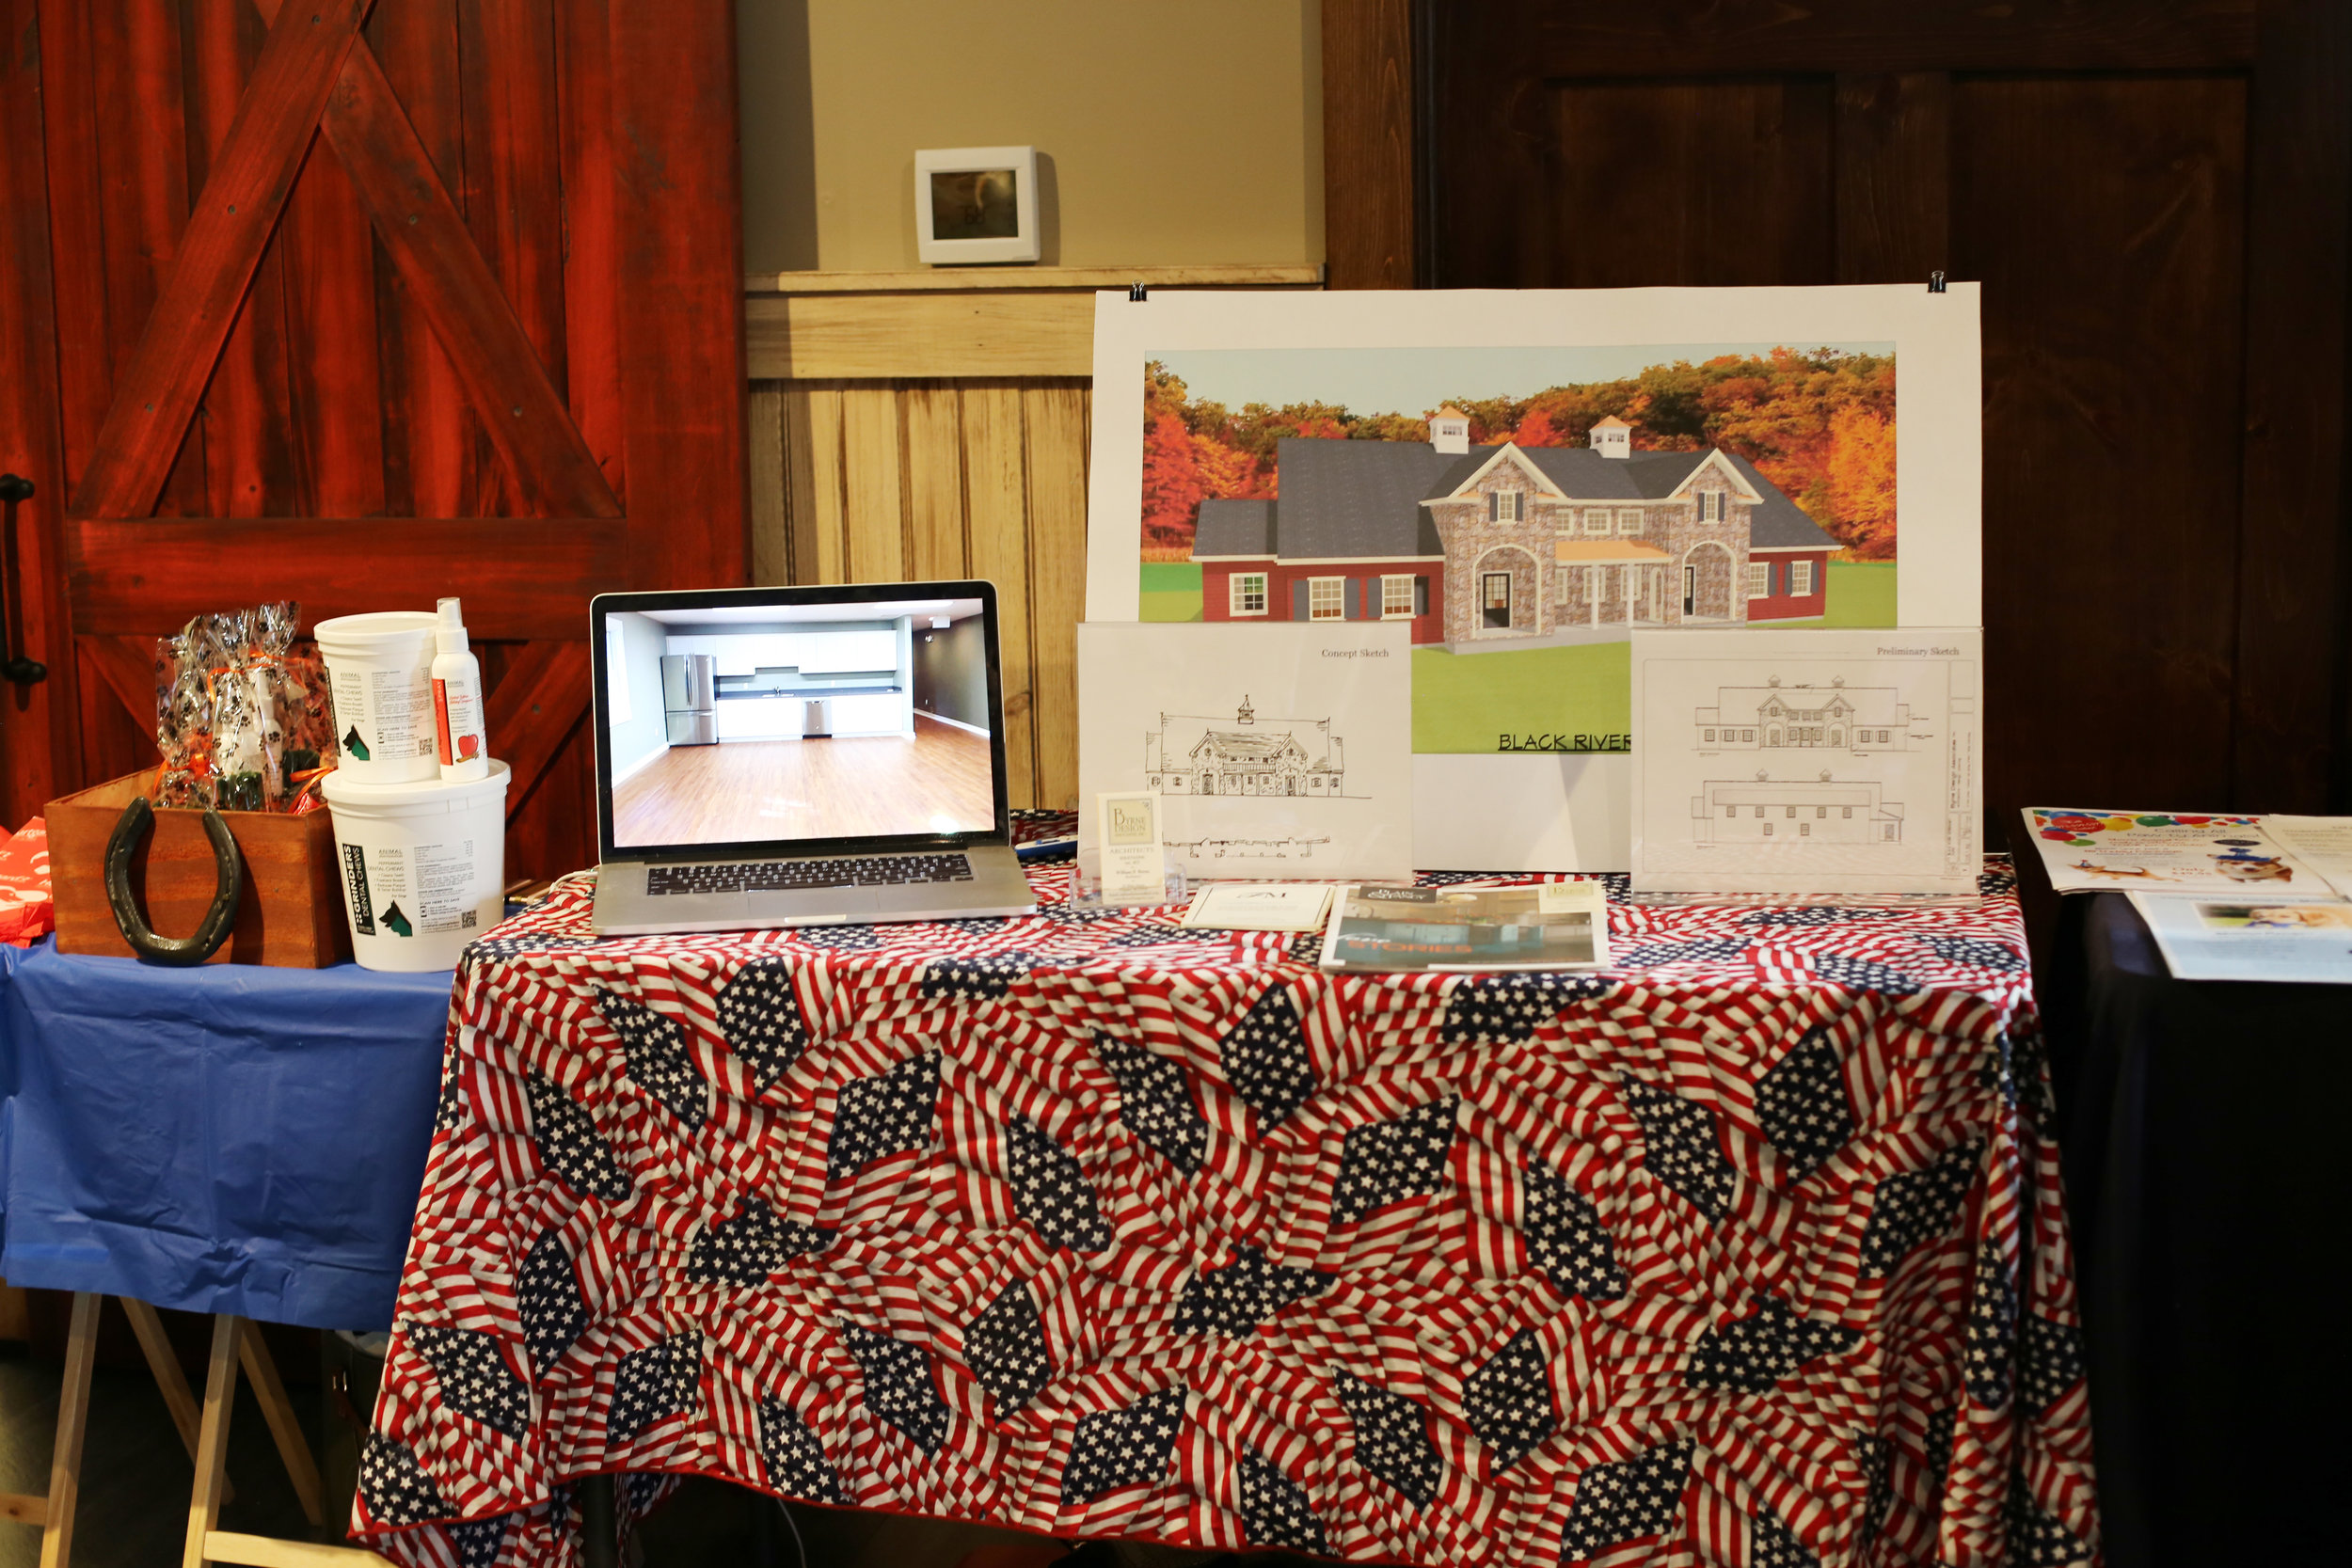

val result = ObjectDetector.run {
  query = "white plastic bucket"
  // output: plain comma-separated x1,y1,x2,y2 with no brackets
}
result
321,761,509,972
314,610,439,784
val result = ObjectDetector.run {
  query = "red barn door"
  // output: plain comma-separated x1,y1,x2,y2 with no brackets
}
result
0,0,746,878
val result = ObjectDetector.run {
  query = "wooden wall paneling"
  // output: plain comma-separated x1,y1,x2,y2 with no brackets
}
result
609,0,747,592
1545,80,1834,288
72,642,151,787
458,0,568,516
35,0,111,491
1833,72,1952,283
838,387,905,584
1510,3,2254,75
744,293,1098,381
308,30,624,521
71,516,628,639
280,144,387,517
746,384,789,585
371,0,473,519
1320,0,1417,288
0,0,82,821
902,385,968,580
97,0,206,517
484,639,593,814
794,386,849,582
962,385,1038,806
2233,3,2352,811
1024,384,1088,810
554,0,626,499
780,385,824,584
68,0,371,520
1956,74,2249,812
188,0,293,519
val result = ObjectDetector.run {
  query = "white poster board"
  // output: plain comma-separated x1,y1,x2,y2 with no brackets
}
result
1629,628,1983,895
1076,621,1413,882
1085,286,1981,871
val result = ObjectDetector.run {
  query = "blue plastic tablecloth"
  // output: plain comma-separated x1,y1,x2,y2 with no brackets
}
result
0,941,453,1330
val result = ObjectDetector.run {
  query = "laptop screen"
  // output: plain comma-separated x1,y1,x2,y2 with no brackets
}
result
591,583,1009,859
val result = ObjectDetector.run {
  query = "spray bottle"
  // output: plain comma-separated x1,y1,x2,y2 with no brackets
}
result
431,596,489,782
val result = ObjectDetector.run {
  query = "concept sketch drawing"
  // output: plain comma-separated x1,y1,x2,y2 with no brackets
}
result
1144,695,1349,797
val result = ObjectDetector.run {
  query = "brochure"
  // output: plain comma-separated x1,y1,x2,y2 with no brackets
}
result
2020,808,2331,895
1318,880,1610,974
1180,882,1335,933
2256,816,2352,900
2127,892,2352,984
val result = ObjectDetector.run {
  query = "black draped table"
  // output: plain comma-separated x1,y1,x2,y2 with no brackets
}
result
351,847,2098,1568
2037,892,2350,1568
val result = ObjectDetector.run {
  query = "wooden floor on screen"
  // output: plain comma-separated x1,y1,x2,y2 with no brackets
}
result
612,716,993,846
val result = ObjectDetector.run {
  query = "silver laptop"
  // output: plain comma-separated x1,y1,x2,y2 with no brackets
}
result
589,581,1037,934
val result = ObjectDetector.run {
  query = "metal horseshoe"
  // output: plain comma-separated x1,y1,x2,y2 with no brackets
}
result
104,796,243,966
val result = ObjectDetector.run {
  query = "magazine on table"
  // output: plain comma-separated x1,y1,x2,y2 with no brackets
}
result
2126,892,2352,984
2019,808,2339,896
1318,881,1610,974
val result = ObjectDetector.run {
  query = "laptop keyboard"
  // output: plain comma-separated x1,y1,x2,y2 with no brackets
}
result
646,854,975,896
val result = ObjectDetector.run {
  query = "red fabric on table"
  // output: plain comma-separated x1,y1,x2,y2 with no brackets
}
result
352,860,2097,1568
0,817,53,947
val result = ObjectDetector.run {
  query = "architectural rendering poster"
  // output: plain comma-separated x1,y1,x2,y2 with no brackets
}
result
1086,286,1982,870
1629,628,1984,895
1075,621,1413,882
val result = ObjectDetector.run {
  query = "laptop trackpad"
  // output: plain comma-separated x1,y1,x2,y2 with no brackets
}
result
747,887,882,924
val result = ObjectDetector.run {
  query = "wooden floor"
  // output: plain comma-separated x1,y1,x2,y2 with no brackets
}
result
613,716,993,846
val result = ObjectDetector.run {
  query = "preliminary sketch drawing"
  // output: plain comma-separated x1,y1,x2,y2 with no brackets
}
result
1630,628,1982,895
1693,675,1921,752
1143,695,1351,798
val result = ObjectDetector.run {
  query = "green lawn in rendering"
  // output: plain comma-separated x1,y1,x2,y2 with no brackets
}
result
1412,641,1631,752
1139,562,1205,622
1138,559,1899,751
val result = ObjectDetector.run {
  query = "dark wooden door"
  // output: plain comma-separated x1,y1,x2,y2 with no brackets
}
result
1422,2,2352,818
0,0,747,877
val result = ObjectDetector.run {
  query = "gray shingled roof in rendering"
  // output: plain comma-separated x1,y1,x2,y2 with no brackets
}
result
1723,453,1839,548
1192,498,1275,557
1191,436,1836,562
1267,438,1450,559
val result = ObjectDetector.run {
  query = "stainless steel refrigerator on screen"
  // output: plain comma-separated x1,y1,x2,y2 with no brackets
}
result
660,653,717,745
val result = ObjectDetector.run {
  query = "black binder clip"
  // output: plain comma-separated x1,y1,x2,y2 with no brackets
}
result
1128,281,1148,302
1928,271,1947,293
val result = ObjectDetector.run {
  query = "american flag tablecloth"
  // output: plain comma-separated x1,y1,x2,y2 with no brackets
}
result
353,846,2097,1568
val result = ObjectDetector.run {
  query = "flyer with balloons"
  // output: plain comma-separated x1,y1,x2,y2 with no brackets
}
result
2021,807,2337,895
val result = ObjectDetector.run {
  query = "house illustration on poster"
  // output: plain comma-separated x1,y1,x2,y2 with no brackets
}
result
1694,676,1915,752
1193,411,1839,646
1143,695,1347,797
1692,771,1905,844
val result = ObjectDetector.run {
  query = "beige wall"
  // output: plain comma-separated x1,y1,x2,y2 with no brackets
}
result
739,1,1324,273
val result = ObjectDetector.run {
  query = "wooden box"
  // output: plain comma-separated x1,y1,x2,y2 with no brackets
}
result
47,770,353,967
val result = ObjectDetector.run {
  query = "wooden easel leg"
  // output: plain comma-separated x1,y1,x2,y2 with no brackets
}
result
235,1323,324,1530
121,1298,235,1502
36,1292,101,1568
183,1316,240,1568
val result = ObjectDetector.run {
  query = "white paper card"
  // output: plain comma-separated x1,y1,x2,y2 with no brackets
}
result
1077,621,1414,881
1095,791,1166,904
1631,629,1982,895
2127,892,2352,984
1181,883,1336,932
